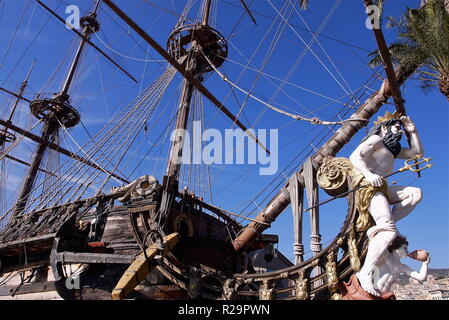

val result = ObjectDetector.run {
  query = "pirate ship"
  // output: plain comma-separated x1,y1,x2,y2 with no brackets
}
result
0,0,438,300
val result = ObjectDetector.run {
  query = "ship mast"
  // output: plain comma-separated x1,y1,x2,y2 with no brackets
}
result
0,60,35,149
202,0,212,26
160,0,226,217
165,0,222,182
13,3,101,216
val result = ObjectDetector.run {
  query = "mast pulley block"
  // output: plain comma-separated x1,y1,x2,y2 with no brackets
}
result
81,14,100,34
0,129,16,144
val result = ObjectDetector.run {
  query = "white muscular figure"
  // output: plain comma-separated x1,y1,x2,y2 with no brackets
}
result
373,236,430,294
349,112,424,296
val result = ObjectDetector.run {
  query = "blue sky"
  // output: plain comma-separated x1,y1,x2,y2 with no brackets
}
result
0,0,447,269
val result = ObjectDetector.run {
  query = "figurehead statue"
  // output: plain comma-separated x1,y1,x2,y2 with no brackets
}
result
349,111,424,297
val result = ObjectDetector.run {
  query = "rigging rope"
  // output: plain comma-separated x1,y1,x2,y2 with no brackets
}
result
55,118,122,184
234,0,295,127
0,0,31,68
267,0,353,96
55,67,176,204
201,49,367,126
0,119,42,161
233,65,383,221
1,68,176,218
1,2,63,88
266,0,345,110
206,0,291,130
223,44,354,107
128,86,181,178
92,29,164,63
288,0,356,99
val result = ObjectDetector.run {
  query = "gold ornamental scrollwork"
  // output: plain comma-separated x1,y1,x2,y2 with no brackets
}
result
316,156,353,197
317,156,390,232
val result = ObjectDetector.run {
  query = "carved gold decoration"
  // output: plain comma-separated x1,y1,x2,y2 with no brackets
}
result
317,156,354,197
332,292,343,300
317,156,389,232
348,226,361,272
351,173,387,232
336,237,344,246
373,111,402,126
325,250,342,300
295,270,309,300
259,280,275,300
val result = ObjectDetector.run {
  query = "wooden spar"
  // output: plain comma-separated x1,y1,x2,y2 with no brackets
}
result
0,86,31,103
34,0,137,83
161,0,213,215
102,0,270,155
112,233,180,300
239,0,258,25
60,22,90,97
14,121,57,215
3,154,56,177
0,119,129,184
202,0,213,25
232,66,417,252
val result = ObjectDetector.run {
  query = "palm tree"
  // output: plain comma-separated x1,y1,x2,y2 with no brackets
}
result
369,0,449,101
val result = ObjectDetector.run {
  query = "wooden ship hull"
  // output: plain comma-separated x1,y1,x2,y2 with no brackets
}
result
0,185,291,300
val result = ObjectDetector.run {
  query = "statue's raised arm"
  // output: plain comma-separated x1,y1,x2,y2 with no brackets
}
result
397,116,424,159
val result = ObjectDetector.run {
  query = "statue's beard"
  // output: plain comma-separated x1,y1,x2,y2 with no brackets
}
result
383,131,402,157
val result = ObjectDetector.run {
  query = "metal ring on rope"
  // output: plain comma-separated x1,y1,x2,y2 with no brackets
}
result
139,229,164,263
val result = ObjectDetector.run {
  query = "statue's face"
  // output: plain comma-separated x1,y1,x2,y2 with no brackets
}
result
381,121,402,136
390,122,402,135
396,244,408,258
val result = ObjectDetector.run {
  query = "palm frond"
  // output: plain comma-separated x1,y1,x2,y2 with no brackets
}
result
371,0,449,97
